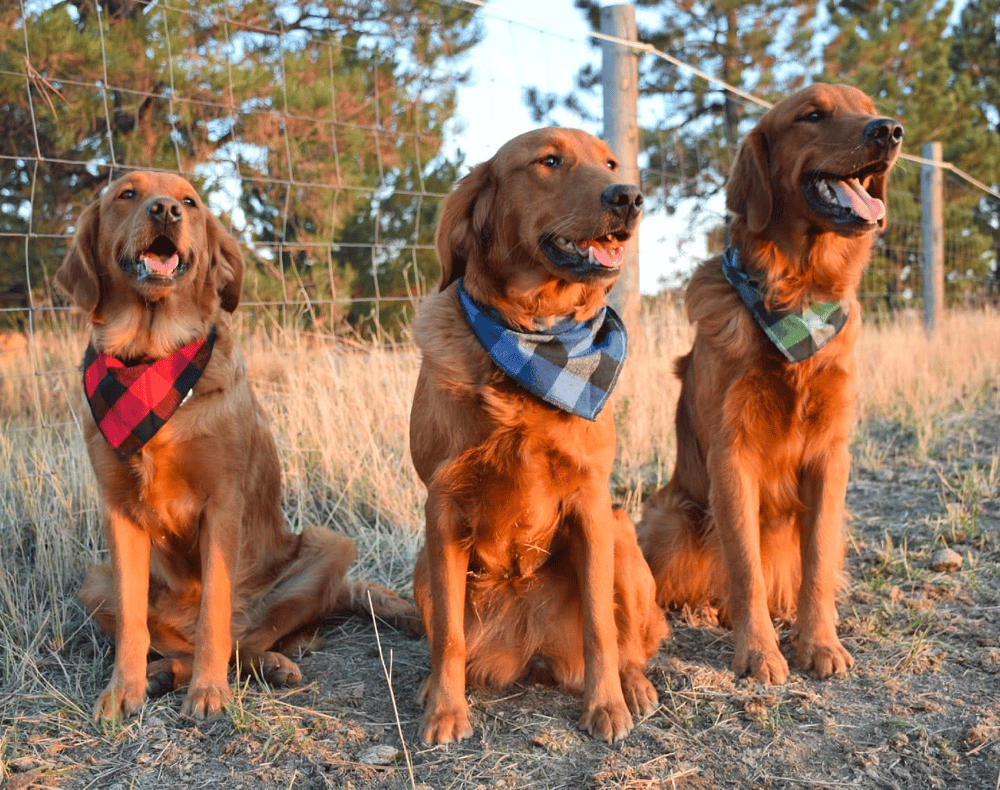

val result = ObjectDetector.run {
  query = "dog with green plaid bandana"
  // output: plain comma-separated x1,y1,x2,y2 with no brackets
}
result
639,84,903,688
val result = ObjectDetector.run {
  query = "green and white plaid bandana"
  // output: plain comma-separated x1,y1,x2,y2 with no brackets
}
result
721,247,848,363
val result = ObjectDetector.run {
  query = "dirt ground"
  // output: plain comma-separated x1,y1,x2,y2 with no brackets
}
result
4,408,999,790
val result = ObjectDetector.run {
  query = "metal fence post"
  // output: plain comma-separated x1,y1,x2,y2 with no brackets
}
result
601,3,640,331
921,141,945,332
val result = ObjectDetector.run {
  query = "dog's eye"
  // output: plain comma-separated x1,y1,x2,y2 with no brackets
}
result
798,109,827,123
607,159,618,171
118,188,136,200
540,154,562,168
182,196,197,207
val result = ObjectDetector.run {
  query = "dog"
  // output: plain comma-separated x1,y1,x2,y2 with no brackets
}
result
409,127,667,745
638,84,903,684
56,171,421,720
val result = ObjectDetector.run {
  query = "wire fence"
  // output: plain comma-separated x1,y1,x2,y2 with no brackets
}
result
3,0,999,350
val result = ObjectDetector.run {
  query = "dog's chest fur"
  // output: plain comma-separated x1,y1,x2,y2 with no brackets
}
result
412,288,617,579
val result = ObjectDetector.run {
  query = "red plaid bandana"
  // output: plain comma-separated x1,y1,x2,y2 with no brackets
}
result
83,326,217,460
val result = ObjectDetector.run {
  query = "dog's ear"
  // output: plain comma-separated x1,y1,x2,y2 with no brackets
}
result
55,200,102,316
434,161,495,291
727,128,772,235
208,213,245,313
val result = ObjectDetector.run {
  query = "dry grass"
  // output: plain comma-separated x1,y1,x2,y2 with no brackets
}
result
1,305,999,788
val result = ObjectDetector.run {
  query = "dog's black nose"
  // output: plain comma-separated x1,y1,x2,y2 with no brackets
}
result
147,198,183,224
864,118,904,147
601,184,644,217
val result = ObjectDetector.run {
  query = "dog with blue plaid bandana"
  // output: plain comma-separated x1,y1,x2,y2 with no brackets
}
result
409,128,667,745
638,84,903,687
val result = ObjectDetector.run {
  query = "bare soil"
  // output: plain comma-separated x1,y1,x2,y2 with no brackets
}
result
3,408,1000,790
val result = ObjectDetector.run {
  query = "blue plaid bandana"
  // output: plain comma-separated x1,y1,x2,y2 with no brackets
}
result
721,247,848,363
456,279,627,421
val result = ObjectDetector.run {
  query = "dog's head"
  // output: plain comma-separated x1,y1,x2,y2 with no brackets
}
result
435,127,643,321
56,171,244,334
727,83,903,240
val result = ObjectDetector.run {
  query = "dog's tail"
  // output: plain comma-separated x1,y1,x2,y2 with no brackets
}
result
637,484,724,612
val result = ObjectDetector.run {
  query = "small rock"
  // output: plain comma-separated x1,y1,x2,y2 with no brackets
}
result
929,547,963,572
357,744,401,766
874,468,895,482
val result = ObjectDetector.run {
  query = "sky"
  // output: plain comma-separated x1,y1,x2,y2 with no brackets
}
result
449,0,709,293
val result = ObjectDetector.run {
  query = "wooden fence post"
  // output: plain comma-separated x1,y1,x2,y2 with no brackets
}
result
601,3,640,331
921,141,945,332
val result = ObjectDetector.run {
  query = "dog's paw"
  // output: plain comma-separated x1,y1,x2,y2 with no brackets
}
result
620,665,658,718
180,682,232,720
733,642,789,685
93,679,146,720
579,696,634,743
145,669,176,698
795,637,853,679
420,705,473,745
257,651,302,687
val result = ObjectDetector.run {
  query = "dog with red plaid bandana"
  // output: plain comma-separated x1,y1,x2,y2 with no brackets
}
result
57,171,420,721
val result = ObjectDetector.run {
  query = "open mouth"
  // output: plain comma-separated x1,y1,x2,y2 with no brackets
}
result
540,230,630,274
120,235,189,280
803,162,889,227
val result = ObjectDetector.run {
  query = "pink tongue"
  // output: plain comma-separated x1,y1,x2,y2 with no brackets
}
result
142,253,179,275
829,178,885,223
590,244,624,268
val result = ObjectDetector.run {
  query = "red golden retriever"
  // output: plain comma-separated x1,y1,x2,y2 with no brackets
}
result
57,171,420,720
639,84,903,684
409,127,667,745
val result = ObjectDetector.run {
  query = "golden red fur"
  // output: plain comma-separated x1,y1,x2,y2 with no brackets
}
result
639,84,903,683
57,171,420,720
410,128,667,744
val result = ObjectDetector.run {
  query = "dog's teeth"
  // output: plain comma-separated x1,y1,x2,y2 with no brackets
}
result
554,236,576,253
818,180,837,202
587,246,597,263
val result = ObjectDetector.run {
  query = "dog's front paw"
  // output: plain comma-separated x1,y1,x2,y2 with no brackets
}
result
620,665,658,718
579,695,634,743
420,704,473,745
418,675,473,744
733,638,789,685
93,678,146,720
180,682,232,720
795,636,853,679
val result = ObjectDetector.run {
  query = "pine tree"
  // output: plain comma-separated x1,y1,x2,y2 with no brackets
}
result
2,0,479,331
572,0,817,236
949,0,1000,296
823,0,999,309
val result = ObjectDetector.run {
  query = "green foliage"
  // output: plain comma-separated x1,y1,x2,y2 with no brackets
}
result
567,0,999,304
573,0,817,218
949,0,1000,294
2,0,480,334
823,0,1000,307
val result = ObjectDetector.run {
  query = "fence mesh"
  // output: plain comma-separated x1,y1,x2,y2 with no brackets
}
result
3,0,998,394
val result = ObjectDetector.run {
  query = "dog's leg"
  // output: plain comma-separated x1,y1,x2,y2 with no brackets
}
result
795,450,853,678
611,507,666,717
94,509,152,719
710,450,789,684
417,488,472,744
573,487,634,743
180,496,240,719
